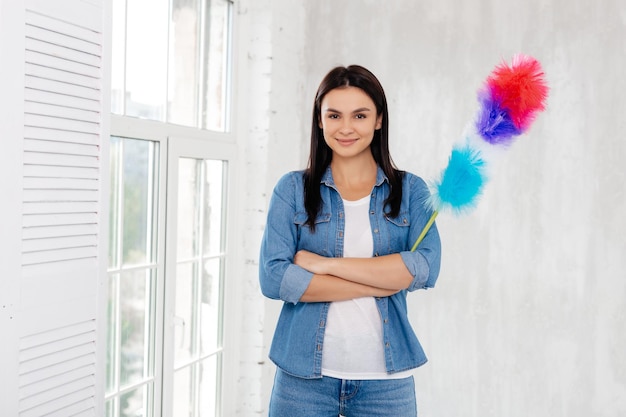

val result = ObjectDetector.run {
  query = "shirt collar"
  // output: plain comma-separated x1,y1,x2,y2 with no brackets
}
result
320,165,388,188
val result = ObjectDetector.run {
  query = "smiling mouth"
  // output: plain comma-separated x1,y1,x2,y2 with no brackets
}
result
336,138,358,145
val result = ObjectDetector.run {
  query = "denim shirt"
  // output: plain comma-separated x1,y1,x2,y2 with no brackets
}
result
259,166,441,379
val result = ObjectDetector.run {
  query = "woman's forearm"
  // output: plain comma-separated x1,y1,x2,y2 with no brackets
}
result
299,273,399,303
295,250,413,291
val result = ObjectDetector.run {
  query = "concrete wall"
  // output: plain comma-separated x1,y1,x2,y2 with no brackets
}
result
245,0,626,416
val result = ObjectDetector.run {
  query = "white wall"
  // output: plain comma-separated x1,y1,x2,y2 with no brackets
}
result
249,0,626,416
236,0,307,414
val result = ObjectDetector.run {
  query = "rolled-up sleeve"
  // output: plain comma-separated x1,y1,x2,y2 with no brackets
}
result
259,173,314,304
401,175,442,291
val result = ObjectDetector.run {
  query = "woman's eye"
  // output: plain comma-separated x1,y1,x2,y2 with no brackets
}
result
328,114,339,119
355,114,366,119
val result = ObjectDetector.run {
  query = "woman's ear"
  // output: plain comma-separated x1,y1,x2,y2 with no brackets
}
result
376,114,383,130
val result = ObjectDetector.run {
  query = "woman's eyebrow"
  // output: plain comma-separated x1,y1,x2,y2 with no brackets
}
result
323,107,373,114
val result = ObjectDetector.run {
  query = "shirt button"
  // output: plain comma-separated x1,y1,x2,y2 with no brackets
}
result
384,319,388,323
374,253,379,257
385,342,390,348
370,211,375,215
403,218,408,224
373,229,379,233
338,231,343,237
317,344,322,351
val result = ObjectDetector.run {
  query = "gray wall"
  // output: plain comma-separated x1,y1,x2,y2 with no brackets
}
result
257,0,626,415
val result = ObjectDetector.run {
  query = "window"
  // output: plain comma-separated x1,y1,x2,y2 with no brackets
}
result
106,1,236,416
111,0,231,131
106,137,162,417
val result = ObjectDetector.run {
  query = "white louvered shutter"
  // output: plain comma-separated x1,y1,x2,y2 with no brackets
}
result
1,0,108,416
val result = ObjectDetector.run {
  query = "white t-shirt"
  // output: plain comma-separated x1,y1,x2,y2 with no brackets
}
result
321,195,412,380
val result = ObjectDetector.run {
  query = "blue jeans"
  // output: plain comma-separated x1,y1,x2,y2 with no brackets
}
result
268,368,418,417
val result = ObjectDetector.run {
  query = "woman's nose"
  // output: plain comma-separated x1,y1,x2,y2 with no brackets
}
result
339,119,354,134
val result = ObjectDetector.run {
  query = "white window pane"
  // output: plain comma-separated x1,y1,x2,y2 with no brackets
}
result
203,160,225,256
173,366,193,417
200,258,221,355
168,0,201,127
109,137,121,268
120,268,155,387
177,158,201,260
125,0,168,120
198,356,219,417
174,262,195,366
121,138,158,266
106,273,119,395
105,398,115,417
120,384,151,417
202,0,231,131
111,0,126,114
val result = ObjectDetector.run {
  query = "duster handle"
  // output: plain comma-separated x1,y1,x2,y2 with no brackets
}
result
411,210,439,252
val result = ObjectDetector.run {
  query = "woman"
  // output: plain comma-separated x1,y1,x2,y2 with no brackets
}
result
259,65,441,417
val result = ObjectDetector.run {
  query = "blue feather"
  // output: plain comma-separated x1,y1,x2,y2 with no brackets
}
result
475,89,522,145
429,143,487,213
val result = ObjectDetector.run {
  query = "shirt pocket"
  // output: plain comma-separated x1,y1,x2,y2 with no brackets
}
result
294,211,331,254
383,211,410,252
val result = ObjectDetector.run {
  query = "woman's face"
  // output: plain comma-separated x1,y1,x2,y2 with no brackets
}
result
318,86,382,161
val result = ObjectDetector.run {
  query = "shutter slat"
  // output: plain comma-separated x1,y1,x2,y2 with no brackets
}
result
20,320,95,350
25,37,100,68
25,50,100,79
25,77,99,102
23,213,97,228
25,87,100,112
24,101,100,124
25,62,99,90
19,342,95,375
26,24,100,56
23,202,98,215
19,387,95,417
22,224,98,240
20,331,96,362
22,235,97,253
23,177,98,190
22,246,98,266
23,165,99,180
23,152,99,168
19,355,95,387
41,397,95,417
24,139,98,158
23,189,99,202
20,375,94,409
25,113,99,133
25,10,100,45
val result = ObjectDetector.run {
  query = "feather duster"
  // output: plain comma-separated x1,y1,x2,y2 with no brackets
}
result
411,54,548,251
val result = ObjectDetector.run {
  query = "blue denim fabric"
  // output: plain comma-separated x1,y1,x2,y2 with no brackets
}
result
259,166,441,378
269,368,418,417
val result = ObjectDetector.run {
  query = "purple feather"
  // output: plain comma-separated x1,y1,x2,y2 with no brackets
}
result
475,88,522,145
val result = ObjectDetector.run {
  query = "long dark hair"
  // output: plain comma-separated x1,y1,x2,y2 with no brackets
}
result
303,65,403,230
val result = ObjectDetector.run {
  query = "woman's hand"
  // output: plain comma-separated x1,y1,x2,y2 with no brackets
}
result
293,250,330,275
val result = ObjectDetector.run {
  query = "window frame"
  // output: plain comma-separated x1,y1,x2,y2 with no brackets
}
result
108,112,242,416
106,0,242,414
